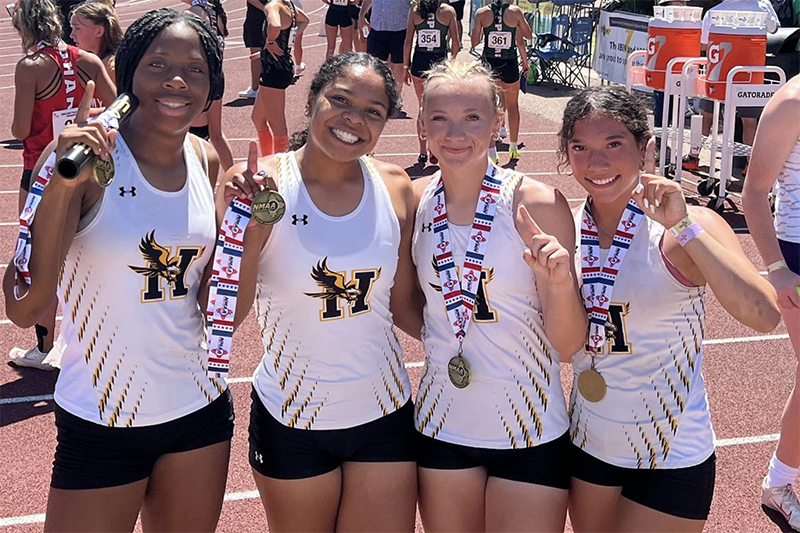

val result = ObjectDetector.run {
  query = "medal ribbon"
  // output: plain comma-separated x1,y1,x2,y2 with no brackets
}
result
205,196,256,379
12,108,123,299
432,161,501,347
580,198,645,353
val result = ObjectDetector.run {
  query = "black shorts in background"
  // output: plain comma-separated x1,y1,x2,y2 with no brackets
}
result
450,0,465,20
326,6,352,27
484,55,520,84
779,239,800,275
20,169,33,191
367,29,406,64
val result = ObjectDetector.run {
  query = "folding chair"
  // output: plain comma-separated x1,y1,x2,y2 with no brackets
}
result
561,14,594,87
532,13,572,85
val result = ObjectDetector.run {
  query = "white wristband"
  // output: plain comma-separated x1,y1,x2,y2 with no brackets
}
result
767,260,789,274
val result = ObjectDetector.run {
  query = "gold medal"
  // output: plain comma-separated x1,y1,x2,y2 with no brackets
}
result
577,368,606,403
448,354,471,389
93,157,114,187
251,189,285,225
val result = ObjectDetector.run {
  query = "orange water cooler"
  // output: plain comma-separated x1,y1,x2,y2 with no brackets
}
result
645,6,703,90
702,10,768,100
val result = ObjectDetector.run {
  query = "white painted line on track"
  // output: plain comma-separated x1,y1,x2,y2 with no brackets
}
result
715,433,780,447
704,333,789,345
0,164,22,167
226,133,558,142
0,316,61,326
0,513,46,527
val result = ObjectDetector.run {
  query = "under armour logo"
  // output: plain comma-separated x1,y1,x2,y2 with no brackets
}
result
422,223,432,232
253,451,264,464
292,214,308,226
119,187,136,197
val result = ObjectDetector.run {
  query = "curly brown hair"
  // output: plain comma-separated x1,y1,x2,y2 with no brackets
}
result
12,0,63,52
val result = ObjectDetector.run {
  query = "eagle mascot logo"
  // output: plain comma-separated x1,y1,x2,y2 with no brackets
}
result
128,231,201,286
305,257,380,302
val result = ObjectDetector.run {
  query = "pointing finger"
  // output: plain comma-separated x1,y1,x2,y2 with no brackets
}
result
518,204,543,238
643,136,656,175
246,141,259,177
75,80,95,125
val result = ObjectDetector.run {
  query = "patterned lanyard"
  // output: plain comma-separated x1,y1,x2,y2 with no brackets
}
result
432,161,501,350
205,197,254,379
12,107,124,299
580,198,645,353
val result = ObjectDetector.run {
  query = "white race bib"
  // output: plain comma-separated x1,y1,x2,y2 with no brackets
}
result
488,30,512,50
417,29,441,50
52,108,77,138
332,0,348,6
288,26,298,49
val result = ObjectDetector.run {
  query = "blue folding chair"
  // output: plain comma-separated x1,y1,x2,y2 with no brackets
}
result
532,13,572,85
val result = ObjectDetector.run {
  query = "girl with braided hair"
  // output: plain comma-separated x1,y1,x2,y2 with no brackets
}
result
4,9,233,531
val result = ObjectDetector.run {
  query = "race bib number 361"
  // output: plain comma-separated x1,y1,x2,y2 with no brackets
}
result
418,29,441,50
488,31,512,50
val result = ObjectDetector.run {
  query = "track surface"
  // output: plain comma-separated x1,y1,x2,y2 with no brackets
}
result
0,0,795,531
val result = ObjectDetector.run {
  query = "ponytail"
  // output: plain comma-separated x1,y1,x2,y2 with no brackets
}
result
289,128,309,151
417,0,440,19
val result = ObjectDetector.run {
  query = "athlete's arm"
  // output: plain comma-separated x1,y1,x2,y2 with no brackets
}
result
358,0,372,30
470,8,487,48
213,144,276,329
516,30,528,75
188,4,211,23
512,7,533,40
295,7,310,32
515,179,586,360
4,85,108,327
11,58,36,140
444,6,460,57
374,160,424,339
77,51,116,106
402,10,415,71
743,77,800,311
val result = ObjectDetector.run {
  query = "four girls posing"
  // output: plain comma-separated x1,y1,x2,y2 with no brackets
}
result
3,3,787,531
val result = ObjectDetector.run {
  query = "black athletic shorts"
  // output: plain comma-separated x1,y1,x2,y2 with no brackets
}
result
51,389,234,490
248,388,416,479
484,55,520,84
417,431,571,489
190,124,210,140
780,239,800,275
570,445,716,520
21,169,33,191
367,29,406,64
350,3,360,21
326,5,352,27
260,52,294,89
411,51,447,78
450,0,465,20
243,3,267,49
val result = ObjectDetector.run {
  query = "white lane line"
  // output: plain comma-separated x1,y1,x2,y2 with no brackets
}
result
0,316,61,326
226,132,558,141
715,433,780,447
0,164,22,167
0,513,46,527
704,333,789,345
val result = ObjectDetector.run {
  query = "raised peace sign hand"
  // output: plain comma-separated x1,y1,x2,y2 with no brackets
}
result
222,141,276,228
54,81,116,186
630,137,689,229
519,205,572,286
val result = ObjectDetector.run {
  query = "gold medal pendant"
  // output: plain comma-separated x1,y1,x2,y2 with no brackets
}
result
251,189,286,225
577,367,606,403
93,157,115,187
448,354,471,389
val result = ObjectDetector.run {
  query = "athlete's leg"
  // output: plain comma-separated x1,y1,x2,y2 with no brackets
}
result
336,461,416,531
615,497,705,533
294,31,304,68
339,25,354,56
252,468,342,532
501,80,520,145
206,99,234,171
568,478,621,533
325,24,338,59
418,467,487,532
486,477,568,532
253,87,288,155
140,440,231,532
44,481,148,532
389,62,405,96
412,75,427,156
775,305,800,471
249,48,261,91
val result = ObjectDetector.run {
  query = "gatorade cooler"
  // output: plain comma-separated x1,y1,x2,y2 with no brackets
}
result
645,6,703,90
703,10,768,100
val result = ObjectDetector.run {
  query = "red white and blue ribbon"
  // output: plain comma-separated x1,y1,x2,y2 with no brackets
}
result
432,160,501,346
206,196,254,378
580,198,644,352
12,107,123,299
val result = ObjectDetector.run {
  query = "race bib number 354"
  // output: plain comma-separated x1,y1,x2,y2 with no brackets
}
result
418,29,441,50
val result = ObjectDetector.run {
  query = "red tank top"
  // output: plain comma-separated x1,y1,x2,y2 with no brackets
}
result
22,45,86,169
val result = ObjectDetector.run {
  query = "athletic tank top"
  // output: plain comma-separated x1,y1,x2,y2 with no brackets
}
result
262,0,297,72
23,45,85,170
482,3,516,60
774,135,800,244
414,12,448,56
252,152,410,430
412,170,569,449
192,0,226,51
54,134,224,427
570,211,715,469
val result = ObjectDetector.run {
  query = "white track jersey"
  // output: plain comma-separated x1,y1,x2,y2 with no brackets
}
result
570,212,715,469
775,136,800,244
252,152,410,430
412,170,569,449
55,134,224,427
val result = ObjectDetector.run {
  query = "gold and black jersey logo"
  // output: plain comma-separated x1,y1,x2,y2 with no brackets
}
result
305,257,381,321
430,255,497,322
128,230,205,303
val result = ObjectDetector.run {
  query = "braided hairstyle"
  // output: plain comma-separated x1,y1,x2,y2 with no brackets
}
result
115,8,224,105
417,0,440,19
289,52,400,150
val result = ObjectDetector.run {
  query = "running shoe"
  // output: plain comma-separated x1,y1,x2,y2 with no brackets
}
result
498,126,508,139
490,154,500,164
682,154,700,170
762,478,800,531
294,62,306,76
238,87,258,99
509,148,520,160
8,346,59,371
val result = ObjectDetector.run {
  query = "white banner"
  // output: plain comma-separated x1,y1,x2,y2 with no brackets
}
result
593,11,650,85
